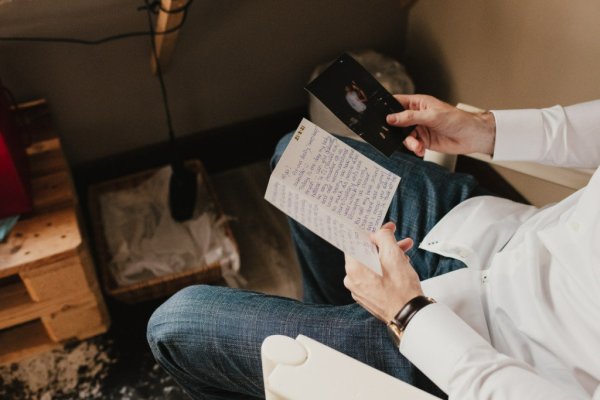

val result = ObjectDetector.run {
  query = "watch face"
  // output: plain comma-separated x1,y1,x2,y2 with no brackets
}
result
386,322,402,348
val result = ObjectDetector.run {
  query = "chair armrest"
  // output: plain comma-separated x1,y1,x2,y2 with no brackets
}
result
261,334,441,400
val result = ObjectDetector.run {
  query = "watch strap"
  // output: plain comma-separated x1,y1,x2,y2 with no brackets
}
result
393,295,436,333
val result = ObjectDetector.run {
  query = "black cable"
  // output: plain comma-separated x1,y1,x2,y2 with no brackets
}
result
0,0,193,46
1,0,197,220
0,0,192,149
1,0,188,158
142,0,197,221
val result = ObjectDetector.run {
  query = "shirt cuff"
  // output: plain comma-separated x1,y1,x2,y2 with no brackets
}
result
399,302,491,393
491,109,545,161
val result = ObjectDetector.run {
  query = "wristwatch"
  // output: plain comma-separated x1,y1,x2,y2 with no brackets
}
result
387,295,436,347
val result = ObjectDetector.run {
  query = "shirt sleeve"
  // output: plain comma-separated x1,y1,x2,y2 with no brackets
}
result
491,100,600,168
400,303,586,400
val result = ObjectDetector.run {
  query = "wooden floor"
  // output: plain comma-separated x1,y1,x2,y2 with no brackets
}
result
211,160,302,300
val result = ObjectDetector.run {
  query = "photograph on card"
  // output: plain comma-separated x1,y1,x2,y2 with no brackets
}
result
306,53,414,156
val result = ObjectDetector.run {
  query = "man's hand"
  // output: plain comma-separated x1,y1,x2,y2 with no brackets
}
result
344,222,424,322
387,94,496,157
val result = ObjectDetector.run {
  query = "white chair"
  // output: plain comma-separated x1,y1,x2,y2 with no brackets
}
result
261,334,441,400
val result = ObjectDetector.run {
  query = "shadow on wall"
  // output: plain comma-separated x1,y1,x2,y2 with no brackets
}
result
403,24,453,101
402,0,600,109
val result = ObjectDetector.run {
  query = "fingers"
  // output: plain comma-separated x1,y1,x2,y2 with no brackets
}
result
397,237,414,252
388,94,439,129
403,134,426,157
343,274,353,290
387,108,436,128
372,223,413,253
393,94,413,109
370,227,400,254
393,94,435,110
381,221,396,232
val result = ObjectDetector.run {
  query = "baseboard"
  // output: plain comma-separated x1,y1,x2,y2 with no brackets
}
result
71,105,528,212
72,106,307,191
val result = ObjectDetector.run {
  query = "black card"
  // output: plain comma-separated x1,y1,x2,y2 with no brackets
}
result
306,53,413,157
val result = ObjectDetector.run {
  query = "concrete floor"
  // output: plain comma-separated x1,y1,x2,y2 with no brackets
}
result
211,160,302,299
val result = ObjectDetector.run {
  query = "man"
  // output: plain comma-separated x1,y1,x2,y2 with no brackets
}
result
147,94,600,399
345,81,368,113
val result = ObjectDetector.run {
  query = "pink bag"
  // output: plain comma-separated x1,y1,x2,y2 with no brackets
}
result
0,82,32,218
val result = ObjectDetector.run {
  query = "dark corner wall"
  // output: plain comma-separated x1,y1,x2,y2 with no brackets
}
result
0,0,413,167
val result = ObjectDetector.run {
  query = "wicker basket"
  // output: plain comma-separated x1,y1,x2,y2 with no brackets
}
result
88,160,236,303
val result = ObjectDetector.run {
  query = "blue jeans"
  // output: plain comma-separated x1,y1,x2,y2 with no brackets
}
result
147,133,487,399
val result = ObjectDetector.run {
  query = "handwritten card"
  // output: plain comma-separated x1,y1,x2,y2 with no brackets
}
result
265,119,401,274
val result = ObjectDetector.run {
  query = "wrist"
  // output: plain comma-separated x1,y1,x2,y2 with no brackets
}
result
386,295,436,347
387,286,424,322
474,111,496,155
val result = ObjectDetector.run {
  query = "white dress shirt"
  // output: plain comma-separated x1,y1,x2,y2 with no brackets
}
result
399,100,600,400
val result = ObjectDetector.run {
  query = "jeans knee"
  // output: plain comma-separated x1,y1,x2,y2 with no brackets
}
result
147,285,214,361
270,131,294,171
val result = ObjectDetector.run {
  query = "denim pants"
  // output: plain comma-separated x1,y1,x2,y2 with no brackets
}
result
147,132,487,399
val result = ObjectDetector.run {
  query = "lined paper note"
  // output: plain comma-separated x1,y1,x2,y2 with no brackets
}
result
265,119,401,274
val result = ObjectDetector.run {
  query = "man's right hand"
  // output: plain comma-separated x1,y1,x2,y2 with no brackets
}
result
387,94,496,157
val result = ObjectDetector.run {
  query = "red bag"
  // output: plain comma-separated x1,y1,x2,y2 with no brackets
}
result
0,83,32,218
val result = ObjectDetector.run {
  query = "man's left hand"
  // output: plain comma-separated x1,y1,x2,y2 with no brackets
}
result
343,222,424,322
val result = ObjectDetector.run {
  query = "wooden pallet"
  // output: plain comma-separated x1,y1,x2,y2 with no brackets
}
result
0,101,110,364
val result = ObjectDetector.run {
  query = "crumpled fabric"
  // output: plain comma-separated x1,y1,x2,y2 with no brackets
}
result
99,166,241,287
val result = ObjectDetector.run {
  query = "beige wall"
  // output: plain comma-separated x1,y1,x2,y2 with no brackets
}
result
405,0,600,204
0,0,410,165
406,0,600,108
